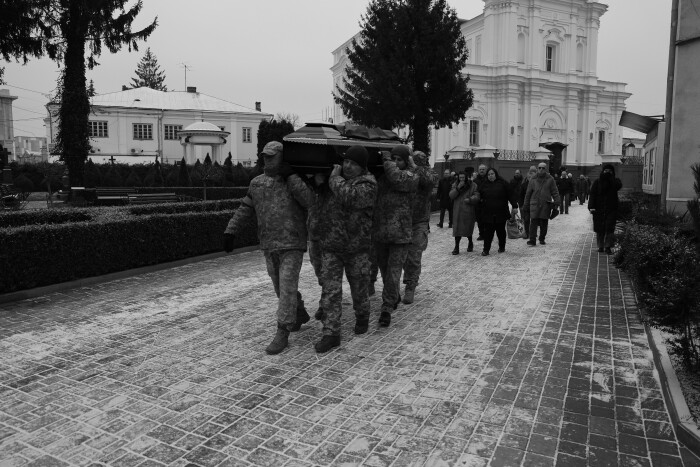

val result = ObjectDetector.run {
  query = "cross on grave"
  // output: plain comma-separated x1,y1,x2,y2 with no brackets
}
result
108,155,116,164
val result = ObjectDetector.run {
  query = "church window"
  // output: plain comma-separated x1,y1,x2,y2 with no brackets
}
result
164,124,182,140
469,120,480,146
545,45,556,72
597,130,606,153
89,121,108,138
133,123,152,140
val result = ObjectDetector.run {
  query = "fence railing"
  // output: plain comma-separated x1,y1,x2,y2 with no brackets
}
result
498,150,534,161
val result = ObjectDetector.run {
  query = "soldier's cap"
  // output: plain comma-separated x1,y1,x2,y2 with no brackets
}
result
412,150,429,167
390,144,411,163
343,145,369,169
261,141,283,156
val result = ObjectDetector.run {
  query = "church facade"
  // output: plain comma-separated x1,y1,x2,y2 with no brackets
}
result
331,0,630,171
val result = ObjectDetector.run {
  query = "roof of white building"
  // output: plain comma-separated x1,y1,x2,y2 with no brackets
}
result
622,127,647,140
89,87,265,114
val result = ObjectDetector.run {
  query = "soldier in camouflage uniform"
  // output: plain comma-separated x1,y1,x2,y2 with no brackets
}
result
307,173,327,320
313,146,378,353
223,141,315,355
402,150,439,304
373,144,420,327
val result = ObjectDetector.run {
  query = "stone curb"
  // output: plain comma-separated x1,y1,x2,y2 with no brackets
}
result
644,319,700,458
0,244,260,305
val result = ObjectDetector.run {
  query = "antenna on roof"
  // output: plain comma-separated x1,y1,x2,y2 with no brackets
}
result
179,63,192,91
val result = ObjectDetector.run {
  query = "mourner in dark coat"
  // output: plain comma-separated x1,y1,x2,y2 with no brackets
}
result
523,162,561,246
449,171,480,254
588,164,623,254
519,166,537,237
576,174,590,204
474,164,488,240
436,170,454,228
477,168,518,256
556,170,574,214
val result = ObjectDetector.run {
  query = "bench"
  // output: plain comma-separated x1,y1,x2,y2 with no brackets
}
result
95,187,137,205
127,193,179,204
1,184,27,210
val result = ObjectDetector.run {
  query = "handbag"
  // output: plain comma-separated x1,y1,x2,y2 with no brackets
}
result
507,212,524,239
548,201,559,220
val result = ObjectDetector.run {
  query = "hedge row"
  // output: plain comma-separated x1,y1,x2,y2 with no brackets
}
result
615,222,700,367
0,209,258,294
128,199,241,216
0,210,93,229
124,186,249,200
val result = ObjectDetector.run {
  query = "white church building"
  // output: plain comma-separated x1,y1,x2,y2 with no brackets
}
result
331,0,630,171
45,87,272,166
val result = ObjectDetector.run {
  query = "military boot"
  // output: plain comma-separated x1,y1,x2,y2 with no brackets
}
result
402,286,415,304
378,310,391,327
290,292,310,332
354,316,369,335
265,325,290,355
314,307,326,321
314,335,340,353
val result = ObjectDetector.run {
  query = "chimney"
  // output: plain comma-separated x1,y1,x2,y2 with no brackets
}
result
255,101,261,112
187,86,197,93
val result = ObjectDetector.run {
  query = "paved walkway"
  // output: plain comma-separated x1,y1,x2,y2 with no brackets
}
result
1,204,699,467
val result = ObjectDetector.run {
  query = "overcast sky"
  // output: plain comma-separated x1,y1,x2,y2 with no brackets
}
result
2,0,671,138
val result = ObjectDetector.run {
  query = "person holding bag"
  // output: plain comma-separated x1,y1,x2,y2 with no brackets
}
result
523,163,561,246
477,168,518,256
449,171,479,255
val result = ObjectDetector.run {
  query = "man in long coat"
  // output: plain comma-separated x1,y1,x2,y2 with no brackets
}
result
436,169,453,228
523,162,560,246
224,141,315,355
373,145,419,327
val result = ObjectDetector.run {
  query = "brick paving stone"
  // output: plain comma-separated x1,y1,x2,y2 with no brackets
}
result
2,207,700,466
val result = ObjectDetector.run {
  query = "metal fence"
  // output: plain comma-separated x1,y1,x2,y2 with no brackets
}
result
498,150,534,161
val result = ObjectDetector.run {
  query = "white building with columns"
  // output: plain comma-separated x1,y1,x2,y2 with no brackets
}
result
331,0,630,171
45,87,272,166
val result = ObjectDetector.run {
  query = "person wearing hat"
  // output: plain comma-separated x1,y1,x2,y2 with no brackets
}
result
373,144,419,327
402,150,438,304
312,145,378,352
523,162,561,246
223,140,315,355
588,164,623,254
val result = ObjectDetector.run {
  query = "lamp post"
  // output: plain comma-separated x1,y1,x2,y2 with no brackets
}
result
493,149,501,159
468,149,476,160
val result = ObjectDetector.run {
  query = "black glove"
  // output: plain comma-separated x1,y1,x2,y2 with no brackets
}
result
278,162,295,180
223,233,235,253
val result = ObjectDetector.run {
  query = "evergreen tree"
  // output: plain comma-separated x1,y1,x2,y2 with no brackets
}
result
0,0,157,186
334,0,473,153
177,158,192,187
87,79,96,97
231,162,251,187
256,119,294,170
128,47,167,91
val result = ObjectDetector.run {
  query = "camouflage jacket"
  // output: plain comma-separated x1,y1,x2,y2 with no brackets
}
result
306,182,327,242
372,160,419,244
225,173,315,251
411,166,439,225
317,173,377,254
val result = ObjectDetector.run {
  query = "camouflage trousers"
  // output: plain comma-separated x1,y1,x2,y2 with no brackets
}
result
308,240,323,287
369,242,379,284
320,251,371,336
375,242,409,313
263,249,304,331
403,222,430,288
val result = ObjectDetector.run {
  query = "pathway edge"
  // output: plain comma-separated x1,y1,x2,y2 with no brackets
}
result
0,245,260,305
644,321,700,457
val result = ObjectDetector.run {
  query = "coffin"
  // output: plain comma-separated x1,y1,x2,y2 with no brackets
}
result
282,123,401,175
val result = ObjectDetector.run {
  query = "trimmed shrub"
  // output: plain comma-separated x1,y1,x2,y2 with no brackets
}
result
124,169,142,187
13,174,34,193
0,207,258,293
0,209,93,228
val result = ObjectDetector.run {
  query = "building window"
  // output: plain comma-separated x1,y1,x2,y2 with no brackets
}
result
89,121,108,138
164,124,182,140
133,123,153,140
242,127,252,143
469,120,479,146
597,130,606,154
545,45,555,72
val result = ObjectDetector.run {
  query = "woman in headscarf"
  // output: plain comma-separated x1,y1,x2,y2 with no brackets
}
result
449,170,480,254
477,168,518,256
588,164,623,254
